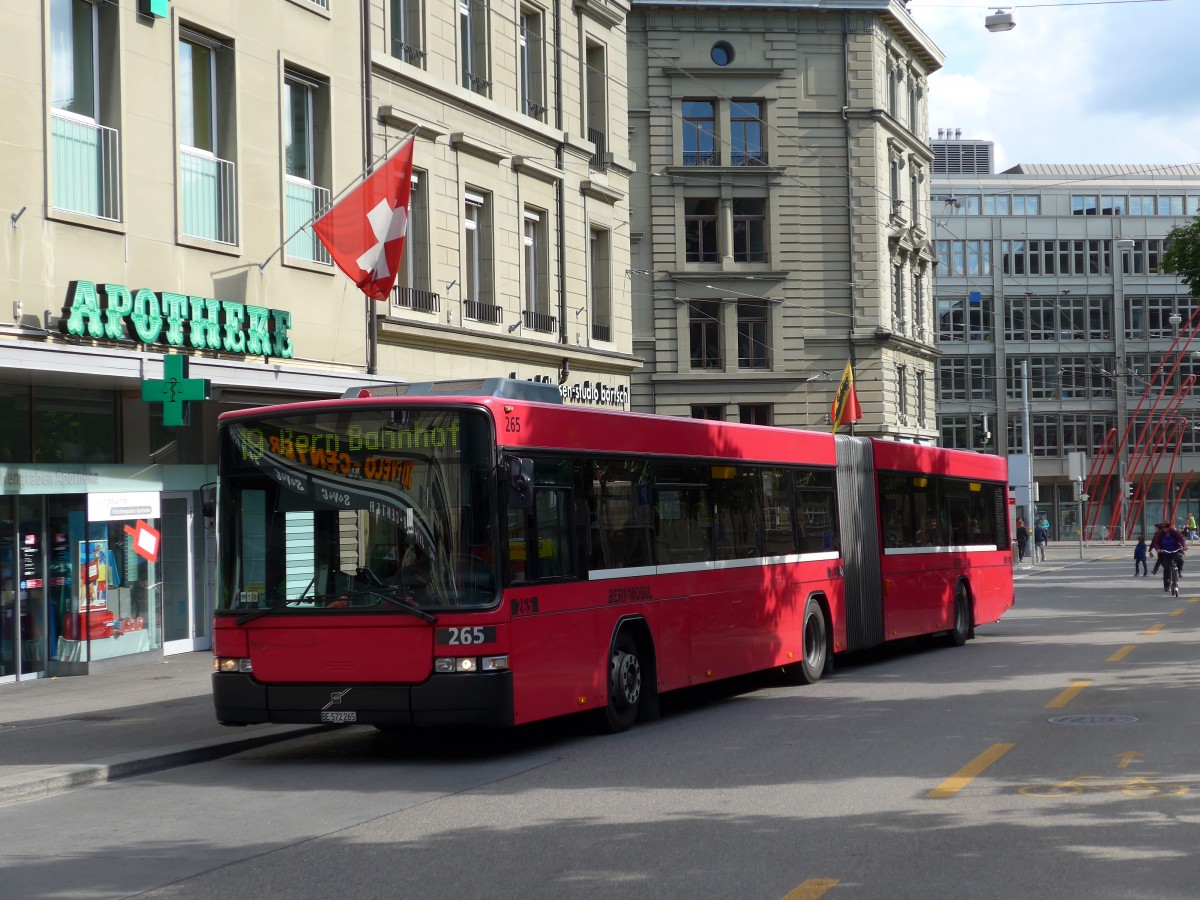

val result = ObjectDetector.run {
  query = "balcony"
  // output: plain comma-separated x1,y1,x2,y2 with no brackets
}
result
465,299,502,324
523,309,557,334
285,178,331,265
50,111,121,221
180,147,238,245
592,322,611,342
393,286,441,314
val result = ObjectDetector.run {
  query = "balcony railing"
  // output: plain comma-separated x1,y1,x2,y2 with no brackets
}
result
730,151,768,166
393,41,426,66
523,309,557,334
591,322,611,343
50,111,121,221
465,71,492,97
180,147,238,245
465,299,502,324
393,286,441,314
588,127,608,171
523,98,548,122
285,178,331,265
683,150,719,166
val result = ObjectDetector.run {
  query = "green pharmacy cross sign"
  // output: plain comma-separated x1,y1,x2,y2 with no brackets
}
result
143,355,210,427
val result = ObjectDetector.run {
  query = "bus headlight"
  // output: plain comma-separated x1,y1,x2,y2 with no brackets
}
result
434,656,509,673
214,657,253,673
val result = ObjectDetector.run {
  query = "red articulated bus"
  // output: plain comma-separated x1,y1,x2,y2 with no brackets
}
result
212,378,1013,732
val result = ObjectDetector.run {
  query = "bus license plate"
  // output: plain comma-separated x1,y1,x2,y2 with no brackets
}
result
321,710,357,723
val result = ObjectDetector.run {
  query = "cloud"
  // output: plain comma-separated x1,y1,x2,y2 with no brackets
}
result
909,2,1200,169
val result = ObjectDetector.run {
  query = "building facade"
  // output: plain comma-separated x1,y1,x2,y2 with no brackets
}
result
932,148,1200,540
1,0,636,680
626,0,942,438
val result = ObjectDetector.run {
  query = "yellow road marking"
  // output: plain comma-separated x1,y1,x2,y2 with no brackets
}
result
1171,608,1186,617
781,879,840,899
1117,751,1142,769
1046,680,1091,709
1189,597,1199,604
926,743,1015,799
1144,623,1165,635
1107,645,1135,663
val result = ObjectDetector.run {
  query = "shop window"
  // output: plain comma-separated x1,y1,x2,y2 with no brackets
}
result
33,386,117,464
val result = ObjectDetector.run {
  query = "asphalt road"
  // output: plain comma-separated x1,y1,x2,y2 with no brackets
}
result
4,556,1199,900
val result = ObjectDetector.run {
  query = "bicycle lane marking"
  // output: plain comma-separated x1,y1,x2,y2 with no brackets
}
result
1107,645,1135,662
925,743,1015,799
1046,680,1091,709
780,879,840,900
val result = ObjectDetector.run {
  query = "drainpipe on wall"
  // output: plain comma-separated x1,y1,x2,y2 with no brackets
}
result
555,2,569,352
843,12,857,435
362,0,377,374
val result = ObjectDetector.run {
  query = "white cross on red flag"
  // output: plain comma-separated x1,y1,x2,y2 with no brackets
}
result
313,138,415,301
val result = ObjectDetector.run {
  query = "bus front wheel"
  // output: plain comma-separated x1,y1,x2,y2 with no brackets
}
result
783,597,827,685
603,632,642,732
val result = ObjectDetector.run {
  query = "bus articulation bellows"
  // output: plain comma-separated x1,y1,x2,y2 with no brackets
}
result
212,378,1014,732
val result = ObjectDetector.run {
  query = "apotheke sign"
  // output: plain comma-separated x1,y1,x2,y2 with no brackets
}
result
61,280,294,360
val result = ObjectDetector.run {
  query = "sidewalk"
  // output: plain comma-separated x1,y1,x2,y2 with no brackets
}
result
0,651,322,806
1012,540,1124,578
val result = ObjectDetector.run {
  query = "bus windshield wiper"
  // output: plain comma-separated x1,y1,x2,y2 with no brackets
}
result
233,603,302,626
346,588,438,623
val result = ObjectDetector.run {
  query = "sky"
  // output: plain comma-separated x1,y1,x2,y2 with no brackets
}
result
906,0,1200,172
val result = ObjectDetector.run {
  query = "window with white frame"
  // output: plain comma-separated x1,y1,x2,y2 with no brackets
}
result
393,172,435,312
584,40,607,169
460,0,490,96
590,228,612,342
179,28,237,244
391,0,425,66
464,190,496,321
50,0,121,220
935,240,991,277
938,358,966,401
519,8,545,120
283,71,331,265
522,208,552,331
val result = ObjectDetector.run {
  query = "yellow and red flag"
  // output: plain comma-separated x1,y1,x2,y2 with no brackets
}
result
830,360,863,434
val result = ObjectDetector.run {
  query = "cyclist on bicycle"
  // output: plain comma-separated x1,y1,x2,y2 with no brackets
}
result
1150,521,1187,593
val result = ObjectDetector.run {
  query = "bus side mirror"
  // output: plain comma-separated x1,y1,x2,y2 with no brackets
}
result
506,457,534,509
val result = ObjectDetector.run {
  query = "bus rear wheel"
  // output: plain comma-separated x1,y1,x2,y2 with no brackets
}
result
783,597,827,685
603,632,642,733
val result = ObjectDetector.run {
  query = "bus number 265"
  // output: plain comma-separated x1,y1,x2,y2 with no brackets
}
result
436,626,496,646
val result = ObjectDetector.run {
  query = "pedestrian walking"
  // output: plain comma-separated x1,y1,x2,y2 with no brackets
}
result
1015,519,1028,562
1134,536,1149,577
1188,513,1197,540
1152,523,1164,575
1034,521,1048,561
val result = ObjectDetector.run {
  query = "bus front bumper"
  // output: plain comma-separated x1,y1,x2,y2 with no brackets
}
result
212,670,515,728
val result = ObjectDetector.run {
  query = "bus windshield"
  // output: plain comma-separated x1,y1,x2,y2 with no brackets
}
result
217,407,498,614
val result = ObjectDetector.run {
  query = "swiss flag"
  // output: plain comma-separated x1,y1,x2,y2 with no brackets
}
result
313,139,415,301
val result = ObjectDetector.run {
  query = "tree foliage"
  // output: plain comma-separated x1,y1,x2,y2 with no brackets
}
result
1162,217,1200,298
